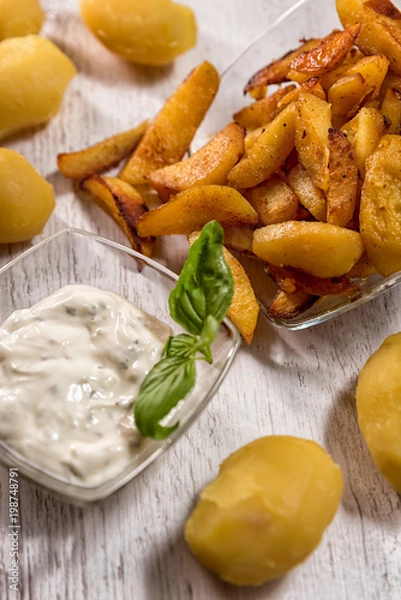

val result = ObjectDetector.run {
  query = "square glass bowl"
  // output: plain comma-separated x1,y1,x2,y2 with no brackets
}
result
0,228,240,504
195,0,401,330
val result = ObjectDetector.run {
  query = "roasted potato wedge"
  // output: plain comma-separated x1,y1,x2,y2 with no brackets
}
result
380,86,401,133
287,163,326,221
347,252,377,278
147,122,245,201
328,73,367,126
57,121,148,180
137,185,258,237
267,289,318,320
253,221,364,278
244,175,299,226
341,107,386,177
277,77,327,109
319,47,366,90
288,24,361,77
265,263,359,296
243,126,266,154
326,128,359,226
244,38,320,93
189,230,260,344
233,86,295,130
228,103,297,189
360,134,401,275
345,53,390,101
80,175,154,256
295,93,332,191
336,0,401,75
222,226,254,255
214,248,260,345
119,61,219,185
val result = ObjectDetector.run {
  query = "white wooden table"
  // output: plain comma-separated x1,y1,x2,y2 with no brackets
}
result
1,1,401,598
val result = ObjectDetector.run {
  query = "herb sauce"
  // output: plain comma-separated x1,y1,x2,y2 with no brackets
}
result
0,285,171,486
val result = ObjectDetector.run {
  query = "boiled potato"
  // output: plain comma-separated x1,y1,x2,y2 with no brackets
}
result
0,0,44,40
185,436,343,586
252,221,364,278
0,149,55,243
80,0,196,66
0,35,76,141
356,332,401,493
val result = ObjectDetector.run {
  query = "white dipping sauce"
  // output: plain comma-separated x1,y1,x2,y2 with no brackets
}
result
0,284,172,486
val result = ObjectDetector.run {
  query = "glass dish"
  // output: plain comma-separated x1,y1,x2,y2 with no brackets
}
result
0,228,240,504
195,0,401,330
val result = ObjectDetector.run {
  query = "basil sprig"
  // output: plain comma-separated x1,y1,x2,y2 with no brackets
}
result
134,220,234,440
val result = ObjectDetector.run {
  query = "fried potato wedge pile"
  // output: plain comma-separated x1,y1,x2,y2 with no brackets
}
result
57,0,401,342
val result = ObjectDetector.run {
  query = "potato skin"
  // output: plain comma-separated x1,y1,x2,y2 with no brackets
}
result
0,149,55,243
185,436,343,586
356,333,401,493
80,0,196,66
0,35,76,141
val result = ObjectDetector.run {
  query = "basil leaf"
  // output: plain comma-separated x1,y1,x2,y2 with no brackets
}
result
163,333,197,359
134,220,234,440
168,220,234,335
134,355,196,440
194,315,220,363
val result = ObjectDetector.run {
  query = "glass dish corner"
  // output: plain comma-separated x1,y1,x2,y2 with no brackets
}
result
0,228,240,503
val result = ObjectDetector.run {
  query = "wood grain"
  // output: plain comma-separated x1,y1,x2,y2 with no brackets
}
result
1,1,401,599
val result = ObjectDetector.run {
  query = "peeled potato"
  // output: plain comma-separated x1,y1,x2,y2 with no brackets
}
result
0,0,44,40
356,333,401,493
0,149,55,243
80,0,197,66
185,436,343,586
0,35,76,141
